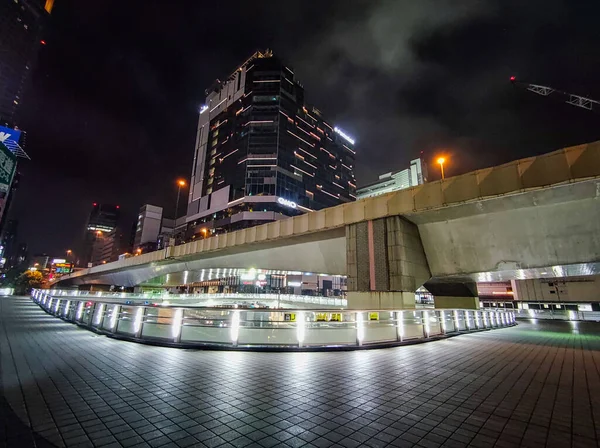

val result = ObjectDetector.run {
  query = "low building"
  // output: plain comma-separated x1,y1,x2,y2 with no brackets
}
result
357,158,427,199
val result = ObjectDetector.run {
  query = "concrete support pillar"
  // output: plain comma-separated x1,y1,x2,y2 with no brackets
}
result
346,216,431,309
424,280,480,309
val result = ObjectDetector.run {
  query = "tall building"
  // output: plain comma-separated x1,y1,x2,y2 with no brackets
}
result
186,50,356,235
357,158,427,199
0,0,53,125
81,203,120,267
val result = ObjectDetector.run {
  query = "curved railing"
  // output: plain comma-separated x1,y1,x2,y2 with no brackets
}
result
45,289,348,308
32,289,516,350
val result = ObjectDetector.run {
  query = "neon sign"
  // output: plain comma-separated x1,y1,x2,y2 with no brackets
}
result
334,127,355,145
277,197,297,209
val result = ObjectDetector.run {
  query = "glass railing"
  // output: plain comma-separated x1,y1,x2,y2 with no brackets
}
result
33,289,516,349
45,289,348,308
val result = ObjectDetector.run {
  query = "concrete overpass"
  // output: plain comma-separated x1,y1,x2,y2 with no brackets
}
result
54,140,600,308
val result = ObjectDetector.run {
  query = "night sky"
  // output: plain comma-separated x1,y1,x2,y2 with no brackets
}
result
13,0,600,256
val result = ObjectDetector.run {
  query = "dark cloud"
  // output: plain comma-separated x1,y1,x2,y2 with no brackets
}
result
12,0,600,255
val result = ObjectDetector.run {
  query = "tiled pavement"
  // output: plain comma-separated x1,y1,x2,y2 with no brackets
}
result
1,297,599,448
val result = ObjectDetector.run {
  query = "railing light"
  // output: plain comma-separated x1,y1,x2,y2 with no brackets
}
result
172,309,183,339
297,311,305,346
94,304,104,325
133,307,143,334
109,305,119,330
356,312,364,345
231,310,240,344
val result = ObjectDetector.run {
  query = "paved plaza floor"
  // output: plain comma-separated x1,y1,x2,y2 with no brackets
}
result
1,297,599,448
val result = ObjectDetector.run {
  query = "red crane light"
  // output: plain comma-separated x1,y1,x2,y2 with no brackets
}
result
510,76,516,82
93,202,97,206
40,40,46,45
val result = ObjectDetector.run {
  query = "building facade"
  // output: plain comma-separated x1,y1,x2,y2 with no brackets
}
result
0,0,52,125
186,50,356,235
81,203,120,267
357,158,427,199
134,204,163,250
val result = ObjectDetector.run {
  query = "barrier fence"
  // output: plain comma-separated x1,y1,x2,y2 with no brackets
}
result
32,289,516,350
44,289,347,309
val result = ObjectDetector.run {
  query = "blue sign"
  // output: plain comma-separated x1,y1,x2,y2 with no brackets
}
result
0,126,21,144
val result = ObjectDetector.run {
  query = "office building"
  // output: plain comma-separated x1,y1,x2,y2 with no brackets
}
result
0,0,53,125
157,216,186,249
134,204,163,250
357,158,427,199
91,227,130,265
186,50,356,235
81,203,120,267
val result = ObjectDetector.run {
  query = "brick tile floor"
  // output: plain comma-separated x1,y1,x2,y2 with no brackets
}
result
1,297,599,447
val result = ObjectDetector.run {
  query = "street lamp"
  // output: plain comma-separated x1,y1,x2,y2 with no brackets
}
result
175,179,186,220
200,228,208,239
437,157,446,180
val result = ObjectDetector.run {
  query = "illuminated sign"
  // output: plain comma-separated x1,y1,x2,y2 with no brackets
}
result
52,258,66,264
0,142,16,194
288,281,302,287
334,127,355,145
277,197,297,209
0,126,21,144
199,105,208,114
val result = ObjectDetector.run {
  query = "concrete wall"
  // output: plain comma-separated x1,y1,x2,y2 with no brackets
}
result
346,216,431,309
416,183,600,278
513,276,600,302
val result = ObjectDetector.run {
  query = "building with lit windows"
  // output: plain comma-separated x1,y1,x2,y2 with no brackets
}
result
357,158,427,199
186,50,357,235
81,203,120,267
0,0,53,125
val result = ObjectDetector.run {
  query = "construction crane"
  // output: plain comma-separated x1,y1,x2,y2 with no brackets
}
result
510,76,600,112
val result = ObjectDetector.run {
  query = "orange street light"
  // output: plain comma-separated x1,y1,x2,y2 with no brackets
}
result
200,228,208,238
175,179,187,219
437,157,446,180
66,249,72,254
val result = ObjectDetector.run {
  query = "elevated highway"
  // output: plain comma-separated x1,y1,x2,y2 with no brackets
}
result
54,141,600,308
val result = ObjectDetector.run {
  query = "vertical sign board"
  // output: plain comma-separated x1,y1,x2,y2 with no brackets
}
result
0,142,17,198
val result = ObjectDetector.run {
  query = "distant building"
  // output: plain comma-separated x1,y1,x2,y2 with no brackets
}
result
134,204,163,250
30,253,49,269
81,203,120,267
157,216,187,249
0,219,18,268
15,242,27,266
357,158,427,199
186,50,356,236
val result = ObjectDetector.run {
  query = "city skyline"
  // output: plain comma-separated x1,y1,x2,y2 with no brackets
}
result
7,0,600,255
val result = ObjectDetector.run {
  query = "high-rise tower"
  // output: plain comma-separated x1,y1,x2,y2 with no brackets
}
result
186,51,357,235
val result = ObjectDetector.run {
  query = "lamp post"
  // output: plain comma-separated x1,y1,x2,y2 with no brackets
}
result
437,157,446,180
175,179,186,219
